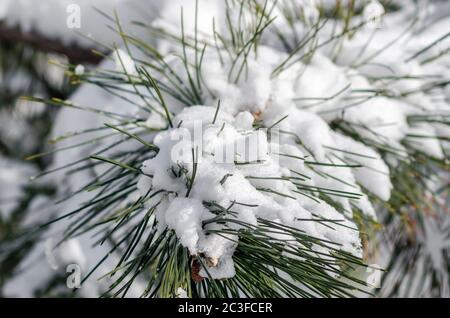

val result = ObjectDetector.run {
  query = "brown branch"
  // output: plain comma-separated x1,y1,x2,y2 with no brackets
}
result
0,23,105,64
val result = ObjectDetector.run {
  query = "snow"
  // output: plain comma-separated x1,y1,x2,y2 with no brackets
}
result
113,48,137,76
131,0,447,280
138,106,363,278
2,0,449,296
293,53,350,119
165,198,210,254
334,134,392,201
156,0,221,37
2,51,153,298
0,156,37,219
176,287,188,298
407,124,445,159
363,1,385,29
74,64,85,76
44,238,87,271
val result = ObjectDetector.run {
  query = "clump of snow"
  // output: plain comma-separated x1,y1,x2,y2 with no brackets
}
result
74,64,85,76
363,0,385,29
176,287,188,298
165,198,209,255
138,106,363,279
44,238,87,271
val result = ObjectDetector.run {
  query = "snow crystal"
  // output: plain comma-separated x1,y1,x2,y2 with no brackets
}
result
74,64,85,76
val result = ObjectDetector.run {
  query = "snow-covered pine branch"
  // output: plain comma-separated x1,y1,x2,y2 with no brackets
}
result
0,0,449,298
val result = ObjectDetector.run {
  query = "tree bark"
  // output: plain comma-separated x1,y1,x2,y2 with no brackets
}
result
0,23,104,64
